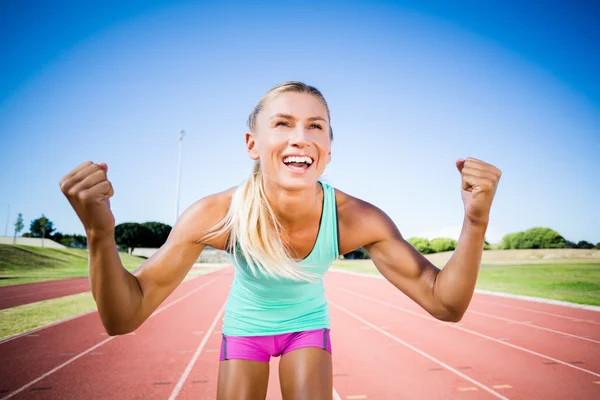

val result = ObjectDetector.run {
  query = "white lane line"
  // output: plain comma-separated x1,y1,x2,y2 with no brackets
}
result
338,287,600,379
0,273,224,345
467,309,600,344
169,303,225,400
0,277,219,400
0,311,96,345
474,300,600,325
0,337,114,400
475,290,600,312
333,387,342,400
330,301,508,400
330,268,600,312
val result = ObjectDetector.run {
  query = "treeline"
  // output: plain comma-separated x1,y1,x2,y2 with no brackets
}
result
499,227,599,250
114,222,172,253
17,214,87,248
11,213,172,252
406,237,486,254
405,227,599,255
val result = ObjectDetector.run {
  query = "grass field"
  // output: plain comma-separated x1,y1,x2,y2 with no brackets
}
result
0,292,97,340
0,244,145,286
333,249,600,306
1,245,599,340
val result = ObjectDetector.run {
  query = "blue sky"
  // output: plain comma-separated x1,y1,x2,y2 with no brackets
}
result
1,0,599,244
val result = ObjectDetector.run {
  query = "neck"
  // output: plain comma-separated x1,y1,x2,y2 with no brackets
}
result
262,180,323,230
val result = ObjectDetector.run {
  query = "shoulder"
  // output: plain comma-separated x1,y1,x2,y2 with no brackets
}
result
333,188,401,254
172,186,237,250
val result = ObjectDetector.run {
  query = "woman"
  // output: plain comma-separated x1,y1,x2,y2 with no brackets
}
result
59,81,501,399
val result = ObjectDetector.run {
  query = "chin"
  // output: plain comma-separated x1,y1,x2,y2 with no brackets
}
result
265,173,320,192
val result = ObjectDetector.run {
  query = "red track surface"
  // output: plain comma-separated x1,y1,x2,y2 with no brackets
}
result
0,278,90,310
1,268,599,399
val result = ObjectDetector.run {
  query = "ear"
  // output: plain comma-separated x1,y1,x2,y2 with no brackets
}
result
245,132,259,160
326,149,332,164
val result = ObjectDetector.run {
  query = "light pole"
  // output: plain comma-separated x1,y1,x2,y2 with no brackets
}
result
175,129,186,223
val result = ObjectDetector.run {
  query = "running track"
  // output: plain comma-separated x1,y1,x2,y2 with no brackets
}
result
0,278,90,310
1,267,599,399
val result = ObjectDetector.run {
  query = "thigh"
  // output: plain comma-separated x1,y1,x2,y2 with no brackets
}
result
217,359,270,400
279,347,333,400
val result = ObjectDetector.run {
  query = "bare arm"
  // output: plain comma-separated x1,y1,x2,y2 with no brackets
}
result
364,212,486,321
348,158,501,321
60,161,231,335
87,204,208,335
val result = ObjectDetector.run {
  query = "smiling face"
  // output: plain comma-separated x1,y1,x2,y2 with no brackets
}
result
246,91,332,191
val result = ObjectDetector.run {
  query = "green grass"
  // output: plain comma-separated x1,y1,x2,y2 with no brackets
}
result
332,260,600,306
0,244,145,286
0,292,98,340
0,266,225,340
476,263,600,306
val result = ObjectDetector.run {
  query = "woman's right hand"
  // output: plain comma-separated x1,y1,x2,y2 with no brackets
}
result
59,161,116,240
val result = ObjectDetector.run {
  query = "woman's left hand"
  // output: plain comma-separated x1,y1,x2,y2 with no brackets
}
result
456,157,502,228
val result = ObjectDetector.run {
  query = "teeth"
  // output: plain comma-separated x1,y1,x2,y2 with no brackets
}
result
283,156,313,165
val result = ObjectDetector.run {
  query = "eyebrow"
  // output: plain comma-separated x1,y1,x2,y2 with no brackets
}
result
270,113,327,122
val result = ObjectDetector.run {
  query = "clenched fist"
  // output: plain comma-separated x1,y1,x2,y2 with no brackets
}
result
456,157,502,227
59,161,115,239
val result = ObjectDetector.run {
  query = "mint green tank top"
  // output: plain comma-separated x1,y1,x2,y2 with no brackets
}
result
222,181,339,336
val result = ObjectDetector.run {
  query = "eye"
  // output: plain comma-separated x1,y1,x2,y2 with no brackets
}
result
275,121,289,127
309,124,323,130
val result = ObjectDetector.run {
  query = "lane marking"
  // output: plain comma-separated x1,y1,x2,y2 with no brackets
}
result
330,268,600,312
330,302,509,400
493,384,512,389
332,387,342,400
475,300,600,325
458,387,478,391
593,381,600,385
468,309,600,344
338,287,600,379
0,311,96,345
168,303,225,400
1,277,219,400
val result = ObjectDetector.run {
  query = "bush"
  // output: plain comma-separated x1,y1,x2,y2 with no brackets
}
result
429,238,457,253
500,227,566,249
576,241,594,249
114,223,154,253
408,237,433,254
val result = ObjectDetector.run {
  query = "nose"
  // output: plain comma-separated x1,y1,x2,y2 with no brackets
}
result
289,125,310,148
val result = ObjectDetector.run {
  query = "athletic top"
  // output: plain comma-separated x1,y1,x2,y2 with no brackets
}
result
221,181,339,336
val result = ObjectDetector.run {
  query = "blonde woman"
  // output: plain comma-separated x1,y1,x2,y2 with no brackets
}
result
60,81,501,399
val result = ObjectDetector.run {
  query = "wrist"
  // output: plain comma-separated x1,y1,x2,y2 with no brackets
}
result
464,217,488,235
86,229,115,247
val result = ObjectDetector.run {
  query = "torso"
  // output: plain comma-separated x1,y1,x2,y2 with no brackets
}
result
200,184,374,258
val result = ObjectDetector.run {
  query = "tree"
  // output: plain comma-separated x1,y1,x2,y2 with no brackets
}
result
13,213,24,244
408,237,433,254
576,241,594,249
29,214,55,238
429,238,457,253
114,223,154,254
595,243,600,250
52,232,87,248
141,222,172,247
500,228,565,249
29,215,56,247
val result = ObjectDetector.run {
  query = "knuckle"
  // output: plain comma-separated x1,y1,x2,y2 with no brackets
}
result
77,190,90,202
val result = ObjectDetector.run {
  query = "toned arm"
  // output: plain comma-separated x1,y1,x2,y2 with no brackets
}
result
339,195,483,322
92,191,231,335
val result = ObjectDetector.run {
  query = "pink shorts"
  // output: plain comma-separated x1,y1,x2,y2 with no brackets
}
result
220,328,332,363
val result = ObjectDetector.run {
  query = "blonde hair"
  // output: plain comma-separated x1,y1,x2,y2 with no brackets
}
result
209,82,333,282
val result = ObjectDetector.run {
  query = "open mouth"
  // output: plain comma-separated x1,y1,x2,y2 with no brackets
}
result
282,155,314,172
